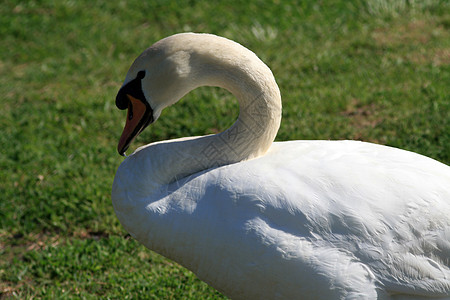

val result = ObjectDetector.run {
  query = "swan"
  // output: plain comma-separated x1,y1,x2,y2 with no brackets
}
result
112,33,450,299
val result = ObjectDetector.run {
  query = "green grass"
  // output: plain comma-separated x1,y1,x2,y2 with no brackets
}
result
1,0,449,298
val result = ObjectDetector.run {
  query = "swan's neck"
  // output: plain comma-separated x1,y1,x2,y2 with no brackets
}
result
128,36,282,186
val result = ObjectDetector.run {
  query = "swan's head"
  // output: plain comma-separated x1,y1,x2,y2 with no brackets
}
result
115,32,279,156
115,33,201,155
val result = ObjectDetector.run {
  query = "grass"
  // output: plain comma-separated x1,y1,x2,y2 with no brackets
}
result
1,0,449,298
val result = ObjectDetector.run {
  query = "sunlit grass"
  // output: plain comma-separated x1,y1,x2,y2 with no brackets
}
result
1,0,449,298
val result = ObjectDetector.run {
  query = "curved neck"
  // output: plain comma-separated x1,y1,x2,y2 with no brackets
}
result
129,36,282,186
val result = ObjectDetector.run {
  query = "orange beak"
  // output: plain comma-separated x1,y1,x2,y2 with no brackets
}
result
117,94,153,156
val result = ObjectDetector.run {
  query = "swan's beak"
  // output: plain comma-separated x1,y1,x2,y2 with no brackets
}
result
117,94,153,156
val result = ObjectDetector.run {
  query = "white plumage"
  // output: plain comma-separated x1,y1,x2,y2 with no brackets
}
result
112,33,450,299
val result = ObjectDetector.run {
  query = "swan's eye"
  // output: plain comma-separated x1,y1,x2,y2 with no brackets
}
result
116,71,146,110
137,70,146,79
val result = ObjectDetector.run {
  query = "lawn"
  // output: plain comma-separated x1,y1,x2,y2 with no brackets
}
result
1,0,449,298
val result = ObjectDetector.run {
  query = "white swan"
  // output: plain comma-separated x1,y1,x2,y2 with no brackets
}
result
112,33,450,299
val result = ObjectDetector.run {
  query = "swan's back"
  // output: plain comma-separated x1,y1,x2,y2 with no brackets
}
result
113,140,450,299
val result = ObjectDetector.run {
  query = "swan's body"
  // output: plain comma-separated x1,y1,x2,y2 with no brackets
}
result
112,33,450,299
